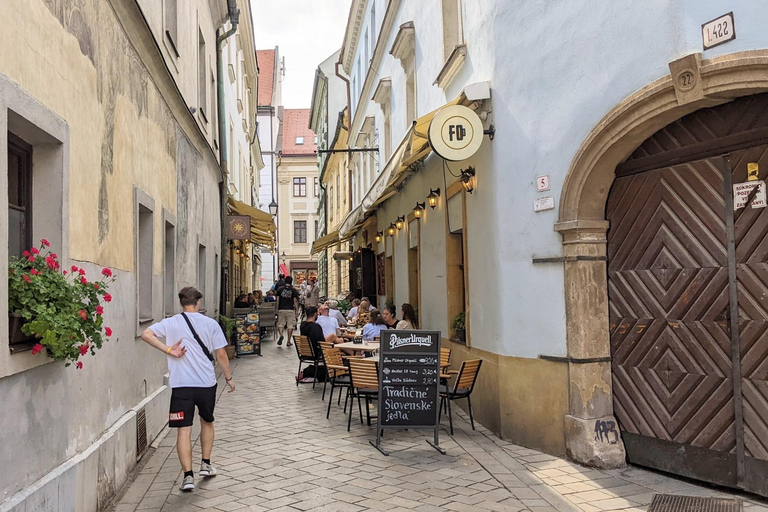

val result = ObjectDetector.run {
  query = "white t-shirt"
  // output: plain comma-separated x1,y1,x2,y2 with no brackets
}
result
347,306,359,320
316,315,340,338
149,312,228,388
329,308,347,326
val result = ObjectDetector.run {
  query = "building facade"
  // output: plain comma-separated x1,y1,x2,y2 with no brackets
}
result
276,109,319,284
0,0,237,509
338,0,768,496
256,47,283,289
310,50,350,298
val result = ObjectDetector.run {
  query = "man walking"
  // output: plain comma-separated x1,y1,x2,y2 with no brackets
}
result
276,276,300,346
141,287,235,492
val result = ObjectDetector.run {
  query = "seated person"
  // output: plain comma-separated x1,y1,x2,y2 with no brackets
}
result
381,304,399,329
396,303,420,330
299,306,325,355
362,310,387,341
346,299,360,321
233,294,250,308
354,300,372,327
327,300,347,327
264,290,276,302
316,304,343,343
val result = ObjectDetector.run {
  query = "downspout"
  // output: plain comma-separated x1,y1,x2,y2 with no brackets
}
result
335,59,353,209
217,4,240,317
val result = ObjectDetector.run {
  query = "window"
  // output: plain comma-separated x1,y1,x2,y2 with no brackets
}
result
198,244,207,311
371,3,376,51
295,136,304,145
164,0,179,56
314,136,318,144
441,0,464,60
336,174,340,206
406,65,417,126
329,186,334,211
211,72,217,146
293,177,306,197
198,29,207,122
294,221,307,243
8,135,32,258
314,220,319,241
137,195,154,324
164,219,176,317
314,177,319,196
364,29,369,68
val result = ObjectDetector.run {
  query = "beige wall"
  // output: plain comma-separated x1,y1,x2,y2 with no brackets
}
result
323,148,350,297
277,156,319,276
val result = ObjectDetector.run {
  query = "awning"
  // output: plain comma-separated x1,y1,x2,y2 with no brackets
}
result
311,230,340,255
361,126,413,213
227,197,276,247
339,205,365,239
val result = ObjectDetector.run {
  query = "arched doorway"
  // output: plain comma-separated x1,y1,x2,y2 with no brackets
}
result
556,51,768,496
608,93,768,494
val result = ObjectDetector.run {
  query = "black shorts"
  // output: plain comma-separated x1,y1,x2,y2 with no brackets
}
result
169,385,217,428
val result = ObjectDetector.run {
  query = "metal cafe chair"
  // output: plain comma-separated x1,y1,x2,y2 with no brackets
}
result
347,358,379,432
293,335,324,389
320,345,352,418
439,359,483,435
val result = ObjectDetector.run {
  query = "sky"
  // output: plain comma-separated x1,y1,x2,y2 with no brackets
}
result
250,0,352,109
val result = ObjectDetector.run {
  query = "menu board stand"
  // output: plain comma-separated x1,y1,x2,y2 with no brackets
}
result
371,330,445,456
234,312,261,356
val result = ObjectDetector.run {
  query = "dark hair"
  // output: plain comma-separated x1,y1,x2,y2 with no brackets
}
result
384,304,397,317
285,276,293,285
278,273,285,279
370,310,385,326
305,306,318,319
179,287,203,307
401,303,419,329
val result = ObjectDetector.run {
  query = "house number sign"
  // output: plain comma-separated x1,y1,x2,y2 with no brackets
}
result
702,12,735,50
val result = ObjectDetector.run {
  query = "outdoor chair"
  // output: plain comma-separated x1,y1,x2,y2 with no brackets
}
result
440,347,457,384
347,358,379,432
320,345,352,417
257,304,277,339
293,335,324,389
439,359,482,435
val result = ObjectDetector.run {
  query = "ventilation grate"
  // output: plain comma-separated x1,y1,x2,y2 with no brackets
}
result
136,407,148,460
648,495,743,512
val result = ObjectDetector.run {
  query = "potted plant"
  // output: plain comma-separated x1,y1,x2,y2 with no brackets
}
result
219,315,237,359
8,239,115,368
337,299,352,315
452,312,466,342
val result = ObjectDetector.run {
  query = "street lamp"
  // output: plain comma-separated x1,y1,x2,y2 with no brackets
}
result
374,231,383,243
460,167,477,193
268,200,278,216
281,251,287,265
413,202,425,219
427,188,441,209
395,216,405,230
387,223,396,236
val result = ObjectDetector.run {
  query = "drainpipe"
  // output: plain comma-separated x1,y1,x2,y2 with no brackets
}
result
217,4,240,317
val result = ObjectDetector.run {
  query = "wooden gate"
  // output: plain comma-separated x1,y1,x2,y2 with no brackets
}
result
607,93,768,496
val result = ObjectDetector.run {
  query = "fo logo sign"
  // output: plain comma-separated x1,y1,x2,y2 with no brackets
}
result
428,104,484,162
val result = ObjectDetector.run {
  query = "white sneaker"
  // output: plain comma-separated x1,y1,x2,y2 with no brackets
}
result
199,462,218,477
179,475,194,491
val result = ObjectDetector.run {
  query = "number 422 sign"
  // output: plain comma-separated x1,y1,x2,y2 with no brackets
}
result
702,12,735,50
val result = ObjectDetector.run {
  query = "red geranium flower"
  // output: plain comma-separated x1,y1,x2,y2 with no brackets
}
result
31,343,43,355
76,361,83,369
30,247,39,255
96,306,104,316
101,268,113,278
22,274,30,283
28,255,35,262
80,276,87,285
103,293,112,303
79,310,87,321
63,270,67,275
23,250,30,257
93,283,100,290
79,343,89,356
50,253,58,260
78,268,85,275
30,268,39,276
105,327,113,337
71,265,78,273
40,239,50,247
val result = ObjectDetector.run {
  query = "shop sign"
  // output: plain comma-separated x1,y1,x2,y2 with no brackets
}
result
227,215,250,240
428,105,484,161
733,181,767,210
702,12,735,50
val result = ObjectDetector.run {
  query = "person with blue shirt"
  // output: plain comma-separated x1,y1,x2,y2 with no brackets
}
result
362,310,387,341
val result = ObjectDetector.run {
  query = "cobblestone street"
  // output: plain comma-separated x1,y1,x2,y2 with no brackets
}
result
111,342,768,512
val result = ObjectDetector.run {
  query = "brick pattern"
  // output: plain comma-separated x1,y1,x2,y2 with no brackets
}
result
111,343,768,512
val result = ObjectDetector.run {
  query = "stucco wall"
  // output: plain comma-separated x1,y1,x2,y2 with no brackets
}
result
0,0,222,505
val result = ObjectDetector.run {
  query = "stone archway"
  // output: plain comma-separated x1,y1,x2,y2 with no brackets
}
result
555,50,768,467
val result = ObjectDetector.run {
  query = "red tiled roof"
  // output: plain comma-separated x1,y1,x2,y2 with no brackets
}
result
257,49,275,106
282,109,317,156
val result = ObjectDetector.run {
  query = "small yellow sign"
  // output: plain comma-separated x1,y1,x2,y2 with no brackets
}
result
748,162,759,181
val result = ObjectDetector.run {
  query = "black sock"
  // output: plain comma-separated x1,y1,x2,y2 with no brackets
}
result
184,470,193,478
202,458,210,465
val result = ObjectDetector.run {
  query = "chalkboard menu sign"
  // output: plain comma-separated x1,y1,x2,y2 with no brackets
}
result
373,330,445,455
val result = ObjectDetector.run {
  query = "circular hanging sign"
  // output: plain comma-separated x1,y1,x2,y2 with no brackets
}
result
428,104,484,161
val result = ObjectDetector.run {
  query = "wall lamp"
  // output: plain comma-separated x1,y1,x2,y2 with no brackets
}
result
375,231,383,243
427,188,441,209
395,216,405,230
413,202,425,219
387,223,396,236
460,166,477,193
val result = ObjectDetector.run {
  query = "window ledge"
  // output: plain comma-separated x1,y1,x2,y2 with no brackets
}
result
139,317,154,324
165,31,180,58
434,44,467,89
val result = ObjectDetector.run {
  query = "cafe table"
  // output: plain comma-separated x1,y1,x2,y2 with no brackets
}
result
335,341,380,353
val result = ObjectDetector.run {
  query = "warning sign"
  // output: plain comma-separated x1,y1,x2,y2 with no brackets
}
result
733,180,767,209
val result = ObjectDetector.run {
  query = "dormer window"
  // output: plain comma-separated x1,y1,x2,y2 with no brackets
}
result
295,136,304,145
